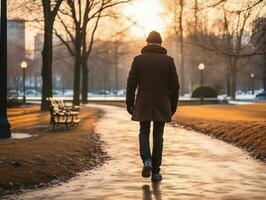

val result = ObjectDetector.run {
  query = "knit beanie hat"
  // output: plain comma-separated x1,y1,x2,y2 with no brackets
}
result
146,31,162,44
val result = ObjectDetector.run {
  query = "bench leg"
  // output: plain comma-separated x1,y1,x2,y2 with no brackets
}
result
65,114,70,130
65,122,69,130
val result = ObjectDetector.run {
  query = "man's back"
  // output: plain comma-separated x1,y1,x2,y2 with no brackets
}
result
134,45,174,92
126,44,180,122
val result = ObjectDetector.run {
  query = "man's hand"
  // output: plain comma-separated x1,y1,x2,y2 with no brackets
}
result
127,105,134,115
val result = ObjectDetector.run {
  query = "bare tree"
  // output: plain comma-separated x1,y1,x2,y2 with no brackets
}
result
41,0,63,111
107,21,136,94
170,0,185,95
190,0,265,99
55,0,131,105
178,0,185,95
251,17,266,91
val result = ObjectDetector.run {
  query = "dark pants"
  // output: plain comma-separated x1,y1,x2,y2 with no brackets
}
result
139,121,165,174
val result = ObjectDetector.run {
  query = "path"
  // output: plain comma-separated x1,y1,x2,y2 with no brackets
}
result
6,105,266,200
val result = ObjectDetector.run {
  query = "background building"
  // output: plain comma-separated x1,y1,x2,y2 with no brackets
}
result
6,19,26,94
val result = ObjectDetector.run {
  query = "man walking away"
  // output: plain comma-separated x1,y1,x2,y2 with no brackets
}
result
126,31,180,182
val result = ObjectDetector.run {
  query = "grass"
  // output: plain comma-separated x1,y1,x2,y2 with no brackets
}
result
173,104,266,161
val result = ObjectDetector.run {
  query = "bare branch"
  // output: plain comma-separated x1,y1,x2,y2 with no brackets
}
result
54,28,75,56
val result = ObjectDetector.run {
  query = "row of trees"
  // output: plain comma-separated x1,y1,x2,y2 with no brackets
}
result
8,0,266,109
11,0,131,110
165,0,266,98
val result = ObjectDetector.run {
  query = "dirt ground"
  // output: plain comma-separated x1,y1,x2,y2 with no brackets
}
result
0,105,107,196
173,104,266,162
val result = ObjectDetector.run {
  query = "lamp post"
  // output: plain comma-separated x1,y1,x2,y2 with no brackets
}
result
21,61,28,104
251,73,255,95
198,63,205,104
0,0,11,138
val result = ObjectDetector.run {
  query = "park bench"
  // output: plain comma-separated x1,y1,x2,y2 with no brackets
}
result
46,97,80,130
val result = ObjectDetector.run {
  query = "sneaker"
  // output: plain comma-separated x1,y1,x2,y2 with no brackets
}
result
142,160,152,178
151,173,162,182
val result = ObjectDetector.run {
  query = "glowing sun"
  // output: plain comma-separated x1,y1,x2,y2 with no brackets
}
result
123,0,167,38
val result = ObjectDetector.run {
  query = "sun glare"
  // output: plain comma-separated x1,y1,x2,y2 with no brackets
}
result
123,0,167,38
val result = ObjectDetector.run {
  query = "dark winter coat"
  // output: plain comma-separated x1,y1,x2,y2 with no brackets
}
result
126,44,180,122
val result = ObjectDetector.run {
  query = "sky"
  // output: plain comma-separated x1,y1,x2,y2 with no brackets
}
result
21,0,170,55
122,0,170,38
7,0,266,56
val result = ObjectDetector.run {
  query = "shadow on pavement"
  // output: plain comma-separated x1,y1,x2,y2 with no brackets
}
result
142,182,162,200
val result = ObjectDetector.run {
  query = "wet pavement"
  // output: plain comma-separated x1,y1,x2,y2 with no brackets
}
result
6,105,266,199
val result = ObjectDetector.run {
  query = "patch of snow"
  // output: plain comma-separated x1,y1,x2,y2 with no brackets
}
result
11,133,33,139
228,101,254,105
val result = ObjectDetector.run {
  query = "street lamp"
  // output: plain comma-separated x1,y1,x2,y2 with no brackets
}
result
21,61,28,104
198,63,205,104
251,73,255,95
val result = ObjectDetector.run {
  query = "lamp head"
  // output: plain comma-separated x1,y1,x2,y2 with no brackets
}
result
251,73,254,78
21,61,27,69
198,63,205,71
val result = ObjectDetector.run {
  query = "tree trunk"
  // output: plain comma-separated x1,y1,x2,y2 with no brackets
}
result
73,31,82,106
40,0,62,111
226,65,230,96
190,78,194,93
0,0,11,138
41,22,53,111
114,44,119,95
81,57,88,104
229,61,237,99
73,56,81,106
179,0,185,96
263,60,266,92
